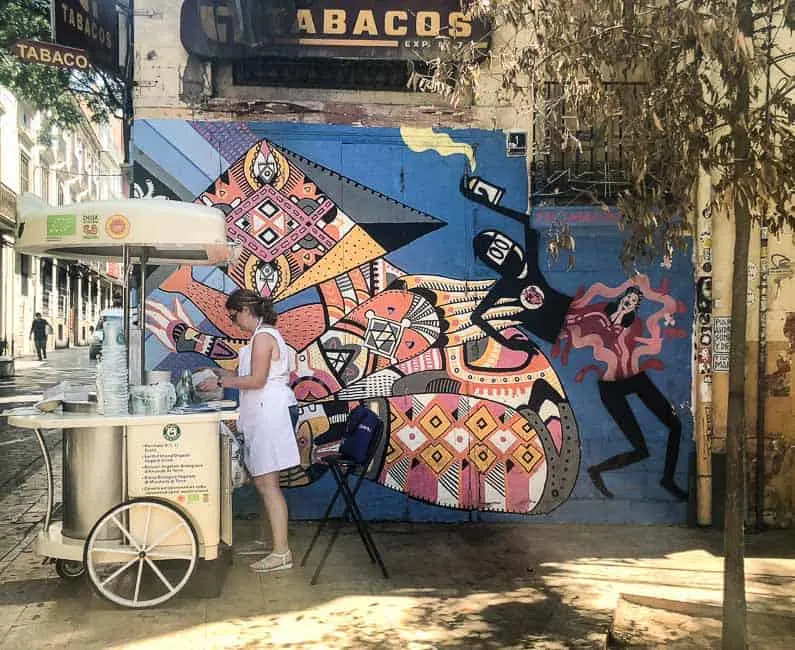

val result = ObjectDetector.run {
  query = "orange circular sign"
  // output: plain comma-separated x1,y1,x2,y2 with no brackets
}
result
105,214,130,239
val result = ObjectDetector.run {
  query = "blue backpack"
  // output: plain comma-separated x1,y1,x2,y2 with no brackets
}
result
339,405,383,465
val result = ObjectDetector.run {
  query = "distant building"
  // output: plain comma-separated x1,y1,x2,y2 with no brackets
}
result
0,86,124,357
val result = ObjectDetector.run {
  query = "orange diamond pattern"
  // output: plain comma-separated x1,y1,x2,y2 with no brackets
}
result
465,405,499,441
385,441,403,466
468,443,497,473
390,407,407,434
510,416,537,442
418,403,453,439
419,443,455,475
512,443,543,474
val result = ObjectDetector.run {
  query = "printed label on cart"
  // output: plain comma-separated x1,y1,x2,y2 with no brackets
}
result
140,442,208,496
46,214,76,239
105,213,130,239
126,422,221,551
162,423,181,441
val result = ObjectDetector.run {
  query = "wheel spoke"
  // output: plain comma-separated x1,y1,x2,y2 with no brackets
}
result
90,546,139,556
144,557,175,592
133,558,144,603
142,505,152,548
147,520,186,551
100,557,138,587
111,515,142,550
145,551,194,561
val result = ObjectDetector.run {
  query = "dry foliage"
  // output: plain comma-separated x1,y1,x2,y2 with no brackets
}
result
421,0,795,267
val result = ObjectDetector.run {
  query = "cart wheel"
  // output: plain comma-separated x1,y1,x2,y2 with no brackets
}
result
55,559,85,580
83,498,199,608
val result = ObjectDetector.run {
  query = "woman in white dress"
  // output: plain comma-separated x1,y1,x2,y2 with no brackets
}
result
199,289,299,572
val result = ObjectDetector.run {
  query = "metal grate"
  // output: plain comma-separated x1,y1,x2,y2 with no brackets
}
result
532,82,645,204
232,57,427,91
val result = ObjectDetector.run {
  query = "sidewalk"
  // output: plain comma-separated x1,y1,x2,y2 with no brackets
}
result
0,499,792,648
1,351,793,648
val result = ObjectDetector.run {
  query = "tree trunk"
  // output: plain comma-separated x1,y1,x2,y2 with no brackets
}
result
723,194,749,650
722,1,754,647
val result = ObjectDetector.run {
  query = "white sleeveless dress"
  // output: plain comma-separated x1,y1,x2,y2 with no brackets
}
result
237,324,300,477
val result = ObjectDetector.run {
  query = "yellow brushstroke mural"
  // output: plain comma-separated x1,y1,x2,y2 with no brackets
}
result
399,127,476,171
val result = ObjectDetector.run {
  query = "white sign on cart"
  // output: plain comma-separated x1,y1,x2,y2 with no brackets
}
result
127,419,221,559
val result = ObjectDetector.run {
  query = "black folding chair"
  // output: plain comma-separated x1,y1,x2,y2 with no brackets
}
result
301,414,389,585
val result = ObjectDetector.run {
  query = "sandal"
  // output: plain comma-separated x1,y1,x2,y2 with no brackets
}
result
250,550,293,573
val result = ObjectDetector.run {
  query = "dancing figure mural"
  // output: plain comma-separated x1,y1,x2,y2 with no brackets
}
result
464,176,688,500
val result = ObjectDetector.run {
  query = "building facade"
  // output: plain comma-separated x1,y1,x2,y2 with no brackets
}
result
0,86,124,358
131,1,793,526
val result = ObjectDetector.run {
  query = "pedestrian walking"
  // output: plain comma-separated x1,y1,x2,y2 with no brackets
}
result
29,312,52,361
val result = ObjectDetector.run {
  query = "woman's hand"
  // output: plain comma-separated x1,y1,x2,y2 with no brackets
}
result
197,376,221,392
199,366,233,379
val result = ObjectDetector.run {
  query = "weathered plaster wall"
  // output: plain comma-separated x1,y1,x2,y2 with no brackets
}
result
132,1,524,132
760,230,795,526
709,202,795,527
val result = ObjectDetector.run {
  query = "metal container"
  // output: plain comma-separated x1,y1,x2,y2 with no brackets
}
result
62,426,124,540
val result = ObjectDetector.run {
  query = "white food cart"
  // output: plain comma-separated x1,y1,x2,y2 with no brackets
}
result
8,195,239,608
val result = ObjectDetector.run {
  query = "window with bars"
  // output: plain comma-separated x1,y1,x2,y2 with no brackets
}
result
233,57,429,91
58,294,67,321
41,259,52,308
18,254,30,297
532,82,644,205
19,153,30,194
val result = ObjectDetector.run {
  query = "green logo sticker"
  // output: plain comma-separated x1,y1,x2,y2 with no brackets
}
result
162,423,181,442
46,214,76,239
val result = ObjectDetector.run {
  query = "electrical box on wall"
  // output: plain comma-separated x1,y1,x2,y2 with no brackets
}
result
506,130,527,157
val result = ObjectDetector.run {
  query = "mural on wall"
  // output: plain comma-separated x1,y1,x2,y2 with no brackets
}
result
463,177,688,500
136,120,693,519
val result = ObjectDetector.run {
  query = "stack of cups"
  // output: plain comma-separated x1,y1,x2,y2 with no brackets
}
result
98,318,129,415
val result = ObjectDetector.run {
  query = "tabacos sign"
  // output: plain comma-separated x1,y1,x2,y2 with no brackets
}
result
180,0,491,60
13,39,91,71
54,0,120,74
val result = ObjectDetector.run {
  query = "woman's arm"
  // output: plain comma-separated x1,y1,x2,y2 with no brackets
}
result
224,332,274,390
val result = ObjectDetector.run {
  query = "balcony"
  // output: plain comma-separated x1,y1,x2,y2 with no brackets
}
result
0,182,17,232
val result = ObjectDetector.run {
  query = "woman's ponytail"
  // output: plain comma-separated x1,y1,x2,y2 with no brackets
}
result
225,288,278,325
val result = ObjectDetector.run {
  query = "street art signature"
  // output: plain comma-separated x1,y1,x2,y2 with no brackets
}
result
144,130,687,514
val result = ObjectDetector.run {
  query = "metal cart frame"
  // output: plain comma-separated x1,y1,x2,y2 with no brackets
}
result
9,411,236,608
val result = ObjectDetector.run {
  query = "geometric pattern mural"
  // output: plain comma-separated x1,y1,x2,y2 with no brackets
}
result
138,120,693,519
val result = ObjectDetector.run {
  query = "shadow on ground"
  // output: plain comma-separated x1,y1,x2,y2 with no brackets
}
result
0,522,792,649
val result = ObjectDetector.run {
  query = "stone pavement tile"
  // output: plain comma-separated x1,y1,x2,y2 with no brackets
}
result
609,596,795,649
3,597,208,649
1,622,84,650
0,603,25,632
198,582,606,649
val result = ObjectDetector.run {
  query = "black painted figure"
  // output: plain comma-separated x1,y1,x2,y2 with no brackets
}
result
463,176,688,501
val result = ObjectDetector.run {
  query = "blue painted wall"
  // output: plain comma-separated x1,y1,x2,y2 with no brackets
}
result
133,120,694,523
